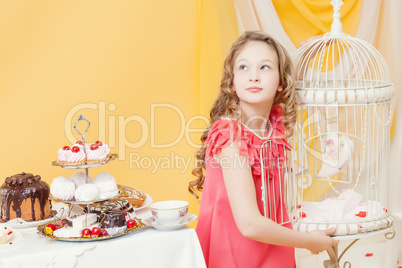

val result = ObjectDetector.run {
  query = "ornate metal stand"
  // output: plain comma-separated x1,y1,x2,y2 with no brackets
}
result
323,228,395,268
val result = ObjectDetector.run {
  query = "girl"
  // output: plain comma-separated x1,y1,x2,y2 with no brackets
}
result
189,31,338,268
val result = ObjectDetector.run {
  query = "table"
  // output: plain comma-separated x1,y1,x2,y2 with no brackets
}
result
0,210,206,268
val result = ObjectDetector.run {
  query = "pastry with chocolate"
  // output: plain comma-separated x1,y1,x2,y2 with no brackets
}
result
90,199,135,221
0,172,53,222
99,210,127,235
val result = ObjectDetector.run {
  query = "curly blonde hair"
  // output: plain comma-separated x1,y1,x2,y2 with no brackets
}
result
188,30,297,198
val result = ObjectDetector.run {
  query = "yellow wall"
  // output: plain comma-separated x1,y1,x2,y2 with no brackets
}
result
0,0,201,221
0,0,378,230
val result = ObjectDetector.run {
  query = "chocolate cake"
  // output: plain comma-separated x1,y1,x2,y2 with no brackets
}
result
0,172,52,222
99,210,126,228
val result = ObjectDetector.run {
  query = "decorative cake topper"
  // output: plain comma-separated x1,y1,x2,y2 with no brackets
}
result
73,114,90,157
330,0,344,35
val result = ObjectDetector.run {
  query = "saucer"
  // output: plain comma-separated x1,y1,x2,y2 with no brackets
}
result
144,213,198,231
3,217,55,229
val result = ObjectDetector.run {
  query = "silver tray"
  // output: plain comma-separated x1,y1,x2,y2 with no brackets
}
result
49,184,126,205
37,218,146,242
51,153,118,169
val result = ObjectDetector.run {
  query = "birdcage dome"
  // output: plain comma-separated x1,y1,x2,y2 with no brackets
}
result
285,1,395,243
292,30,394,106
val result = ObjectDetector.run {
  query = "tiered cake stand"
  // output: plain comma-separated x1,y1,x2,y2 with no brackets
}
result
38,114,145,241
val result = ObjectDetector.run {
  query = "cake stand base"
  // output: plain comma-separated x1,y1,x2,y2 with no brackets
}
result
323,227,395,268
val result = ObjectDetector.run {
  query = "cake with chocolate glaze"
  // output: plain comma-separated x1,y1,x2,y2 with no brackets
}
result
0,172,53,222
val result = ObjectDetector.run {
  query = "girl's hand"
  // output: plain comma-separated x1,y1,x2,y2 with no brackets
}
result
307,227,339,254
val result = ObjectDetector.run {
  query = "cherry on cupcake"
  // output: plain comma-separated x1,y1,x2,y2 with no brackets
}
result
71,146,80,153
90,143,99,150
62,146,71,151
95,141,103,146
76,141,83,145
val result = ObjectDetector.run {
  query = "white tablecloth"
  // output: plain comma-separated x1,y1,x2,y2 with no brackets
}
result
0,210,206,268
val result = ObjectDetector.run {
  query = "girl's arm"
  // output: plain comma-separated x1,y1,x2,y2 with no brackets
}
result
216,143,338,254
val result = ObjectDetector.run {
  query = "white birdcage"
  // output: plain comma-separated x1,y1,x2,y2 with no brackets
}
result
285,0,395,239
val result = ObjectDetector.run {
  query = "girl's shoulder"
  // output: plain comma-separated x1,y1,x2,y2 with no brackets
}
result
204,118,241,158
206,118,241,144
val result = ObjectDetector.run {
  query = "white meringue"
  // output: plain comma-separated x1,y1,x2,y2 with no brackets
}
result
92,172,119,199
75,184,100,201
70,172,91,188
50,176,76,201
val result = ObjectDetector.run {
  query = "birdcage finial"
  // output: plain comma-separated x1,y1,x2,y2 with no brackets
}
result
330,0,344,35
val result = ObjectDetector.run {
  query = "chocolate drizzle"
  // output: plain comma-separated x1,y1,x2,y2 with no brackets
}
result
0,172,50,222
90,199,133,215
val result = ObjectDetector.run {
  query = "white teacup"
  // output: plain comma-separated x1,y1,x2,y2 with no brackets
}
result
150,200,189,225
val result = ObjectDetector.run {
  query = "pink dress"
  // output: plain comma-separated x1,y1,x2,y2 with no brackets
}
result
196,105,296,268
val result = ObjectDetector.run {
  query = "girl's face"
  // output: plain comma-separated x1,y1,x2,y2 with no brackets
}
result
232,41,282,107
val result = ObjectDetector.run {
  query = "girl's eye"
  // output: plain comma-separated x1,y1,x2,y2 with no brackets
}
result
240,65,248,70
261,65,269,70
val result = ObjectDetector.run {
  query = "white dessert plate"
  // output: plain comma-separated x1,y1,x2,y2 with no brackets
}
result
143,213,197,231
2,217,55,229
0,227,23,252
51,153,118,169
134,194,153,211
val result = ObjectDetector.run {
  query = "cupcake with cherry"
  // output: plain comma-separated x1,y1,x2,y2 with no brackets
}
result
55,140,112,166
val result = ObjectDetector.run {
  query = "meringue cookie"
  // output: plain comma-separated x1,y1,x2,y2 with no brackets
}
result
70,172,91,188
75,184,100,201
92,172,119,199
51,176,75,200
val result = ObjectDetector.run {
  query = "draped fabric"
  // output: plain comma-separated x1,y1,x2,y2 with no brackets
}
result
234,0,363,54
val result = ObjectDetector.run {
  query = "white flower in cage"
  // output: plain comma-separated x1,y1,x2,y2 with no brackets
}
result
317,133,354,178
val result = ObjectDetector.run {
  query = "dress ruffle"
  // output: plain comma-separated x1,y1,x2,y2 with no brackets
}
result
205,105,291,176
